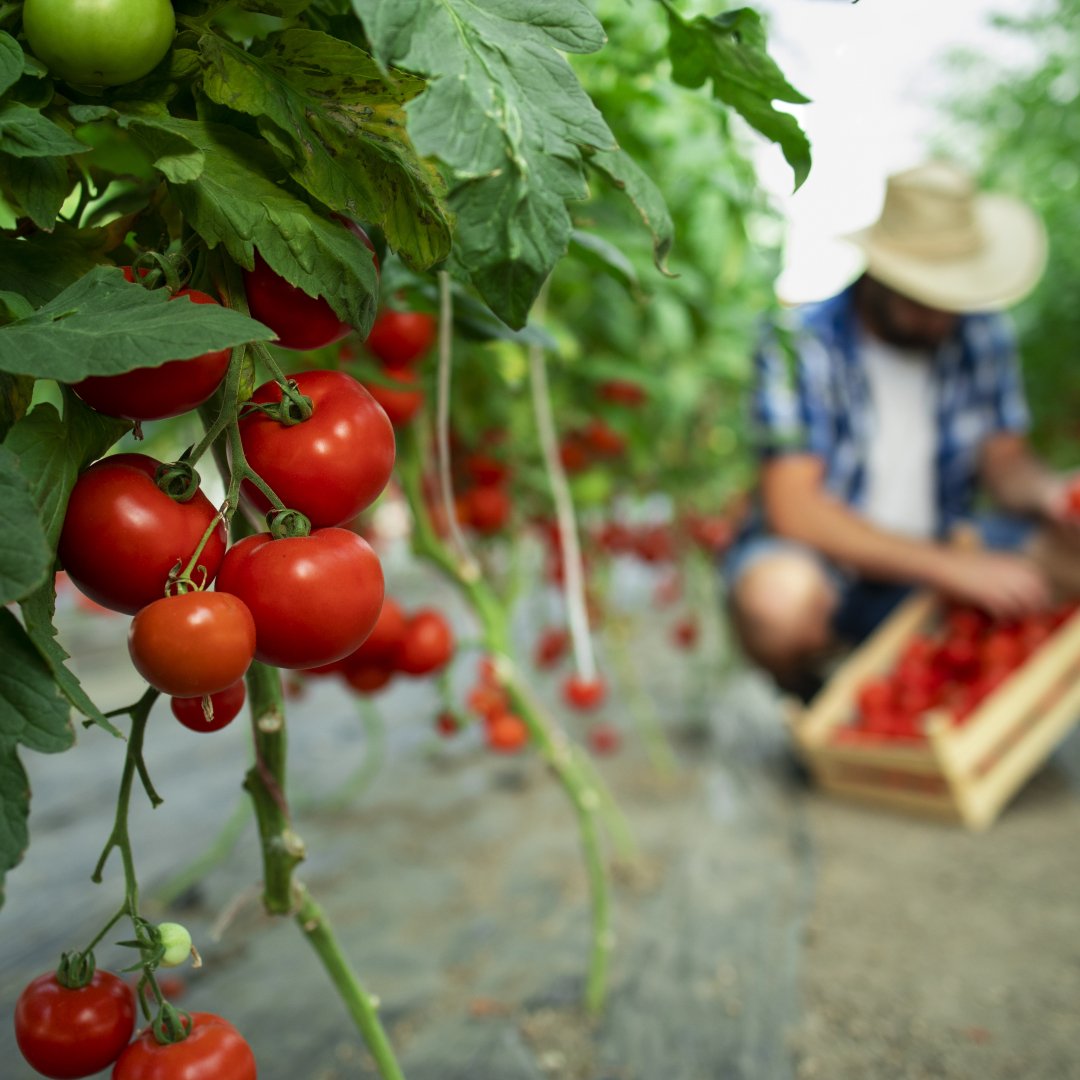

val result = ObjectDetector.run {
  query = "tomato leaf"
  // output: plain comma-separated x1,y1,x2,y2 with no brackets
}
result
568,229,638,289
0,266,275,380
0,444,51,604
4,398,129,551
354,0,617,328
0,153,72,230
198,30,452,270
0,372,32,439
0,101,90,158
124,116,379,337
0,32,25,97
587,149,674,275
19,580,121,738
0,608,75,909
660,4,811,190
0,227,115,307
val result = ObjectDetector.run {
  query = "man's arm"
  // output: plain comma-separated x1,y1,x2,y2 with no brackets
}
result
762,453,1051,618
980,431,1070,521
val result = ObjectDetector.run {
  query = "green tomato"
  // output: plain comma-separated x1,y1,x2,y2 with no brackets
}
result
156,922,192,968
22,0,176,87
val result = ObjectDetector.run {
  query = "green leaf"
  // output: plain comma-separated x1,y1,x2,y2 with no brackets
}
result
238,0,313,15
0,608,75,908
20,580,121,736
0,227,114,308
198,30,452,270
0,32,25,97
0,266,275,380
0,101,90,159
661,4,811,190
354,0,617,327
569,229,638,289
4,398,128,550
0,372,32,438
124,115,379,337
588,148,674,274
0,153,72,230
0,444,51,604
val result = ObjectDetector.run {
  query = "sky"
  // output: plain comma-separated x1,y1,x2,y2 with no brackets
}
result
750,0,1040,302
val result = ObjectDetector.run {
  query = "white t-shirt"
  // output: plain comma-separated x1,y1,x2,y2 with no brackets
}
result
859,335,938,539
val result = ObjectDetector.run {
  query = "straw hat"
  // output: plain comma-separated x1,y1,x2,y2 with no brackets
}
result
843,161,1047,313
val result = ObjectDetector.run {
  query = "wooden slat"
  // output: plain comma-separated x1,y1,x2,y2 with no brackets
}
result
816,777,961,823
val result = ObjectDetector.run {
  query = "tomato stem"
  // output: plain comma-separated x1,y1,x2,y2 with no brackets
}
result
252,342,314,422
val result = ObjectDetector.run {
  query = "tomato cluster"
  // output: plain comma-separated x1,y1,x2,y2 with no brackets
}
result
464,657,529,753
840,601,1078,742
456,449,513,536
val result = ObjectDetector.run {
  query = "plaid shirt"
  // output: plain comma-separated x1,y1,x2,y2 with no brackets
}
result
750,284,1030,537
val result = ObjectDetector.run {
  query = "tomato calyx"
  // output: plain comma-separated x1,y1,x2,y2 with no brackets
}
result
150,1001,195,1046
268,507,313,540
55,948,96,989
240,370,314,426
154,459,200,503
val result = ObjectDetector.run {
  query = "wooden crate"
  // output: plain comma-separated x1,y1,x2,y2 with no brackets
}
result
787,591,1080,829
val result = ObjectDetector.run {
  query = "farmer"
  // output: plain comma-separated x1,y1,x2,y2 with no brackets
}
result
724,161,1079,697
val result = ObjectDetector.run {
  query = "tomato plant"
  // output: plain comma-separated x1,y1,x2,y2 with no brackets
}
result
215,528,384,669
22,0,175,87
58,455,228,615
15,968,135,1079
129,591,257,697
112,1012,257,1080
239,369,395,527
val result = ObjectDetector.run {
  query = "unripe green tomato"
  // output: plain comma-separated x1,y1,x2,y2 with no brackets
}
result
156,922,192,968
22,0,176,87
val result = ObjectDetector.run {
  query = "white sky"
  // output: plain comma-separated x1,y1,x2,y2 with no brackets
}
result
751,0,1040,302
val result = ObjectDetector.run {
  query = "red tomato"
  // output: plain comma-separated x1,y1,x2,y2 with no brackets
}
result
464,453,510,487
242,221,375,351
1065,476,1080,518
945,606,989,641
461,485,511,535
363,309,436,368
671,616,699,650
587,723,621,756
239,369,395,527
112,1012,256,1080
436,709,461,736
533,627,569,669
364,368,424,426
980,630,1025,672
129,592,256,697
559,437,590,474
71,287,230,421
856,678,894,720
344,597,407,667
563,674,607,711
15,969,135,1079
598,379,647,407
170,679,247,733
467,683,509,721
397,609,455,676
583,419,626,457
485,712,529,753
343,664,394,693
215,528,384,669
58,454,227,615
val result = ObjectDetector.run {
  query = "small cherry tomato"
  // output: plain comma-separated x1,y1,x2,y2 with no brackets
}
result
562,674,607,711
587,723,621,756
342,664,394,694
460,485,511,535
364,368,424,427
363,309,436,368
58,454,227,615
239,369,395,527
112,1012,256,1080
170,679,247,733
155,923,193,968
485,712,529,753
397,609,455,676
215,528,384,669
129,591,256,697
15,968,135,1079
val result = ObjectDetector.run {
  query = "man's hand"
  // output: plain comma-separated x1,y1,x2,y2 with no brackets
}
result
929,548,1052,620
1034,472,1080,543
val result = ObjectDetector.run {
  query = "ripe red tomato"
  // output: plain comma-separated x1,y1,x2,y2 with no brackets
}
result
467,683,509,721
242,221,375,351
112,1012,256,1080
71,285,230,421
563,674,607,711
1064,476,1080,518
436,709,461,736
533,627,569,669
15,969,135,1079
58,454,227,615
461,485,511,535
343,664,393,693
598,379,647,407
129,592,256,697
215,528,384,669
239,369,395,527
583,419,626,457
671,616,699,650
485,712,529,753
364,368,424,426
363,309,436,368
587,723,621,756
344,597,407,667
464,453,510,487
397,609,455,676
559,437,590,474
170,679,247,732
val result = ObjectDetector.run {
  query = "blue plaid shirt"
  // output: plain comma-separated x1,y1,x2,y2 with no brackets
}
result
751,284,1030,537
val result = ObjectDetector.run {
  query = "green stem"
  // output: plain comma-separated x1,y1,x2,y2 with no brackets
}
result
295,885,406,1080
251,342,313,420
184,341,251,470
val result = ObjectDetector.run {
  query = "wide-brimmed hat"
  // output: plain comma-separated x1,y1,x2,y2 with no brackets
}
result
843,161,1047,313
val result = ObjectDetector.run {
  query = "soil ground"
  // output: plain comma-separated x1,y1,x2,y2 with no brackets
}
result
2,556,1079,1079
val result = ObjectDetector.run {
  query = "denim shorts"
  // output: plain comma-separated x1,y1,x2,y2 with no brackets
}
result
720,512,1036,646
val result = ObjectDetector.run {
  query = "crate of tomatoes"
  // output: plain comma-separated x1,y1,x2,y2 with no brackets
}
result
788,590,1080,829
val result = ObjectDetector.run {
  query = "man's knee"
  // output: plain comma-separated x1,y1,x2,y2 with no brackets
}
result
729,553,836,675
